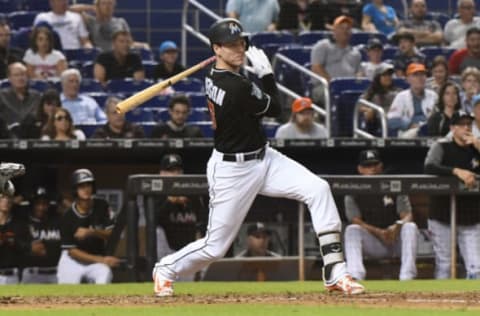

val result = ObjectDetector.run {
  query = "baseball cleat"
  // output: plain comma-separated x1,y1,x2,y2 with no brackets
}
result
0,162,25,179
325,274,365,295
153,275,174,297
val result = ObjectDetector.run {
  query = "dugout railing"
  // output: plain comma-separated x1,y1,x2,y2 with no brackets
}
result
124,174,479,282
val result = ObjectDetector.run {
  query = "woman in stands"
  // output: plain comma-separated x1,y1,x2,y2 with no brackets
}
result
41,108,86,141
427,82,461,137
358,63,401,135
426,56,450,94
361,0,398,36
20,89,62,139
23,26,67,81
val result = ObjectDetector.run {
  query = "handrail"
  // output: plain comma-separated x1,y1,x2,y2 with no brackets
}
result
272,53,330,136
181,0,222,65
353,98,388,139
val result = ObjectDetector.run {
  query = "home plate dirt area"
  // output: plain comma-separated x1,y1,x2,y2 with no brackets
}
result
1,292,480,309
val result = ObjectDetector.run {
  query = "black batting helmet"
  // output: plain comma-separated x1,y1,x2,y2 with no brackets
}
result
207,18,249,50
71,168,96,196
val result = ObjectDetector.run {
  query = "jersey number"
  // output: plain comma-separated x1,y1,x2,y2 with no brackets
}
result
207,100,217,130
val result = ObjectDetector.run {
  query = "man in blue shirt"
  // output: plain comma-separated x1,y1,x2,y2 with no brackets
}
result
60,68,106,124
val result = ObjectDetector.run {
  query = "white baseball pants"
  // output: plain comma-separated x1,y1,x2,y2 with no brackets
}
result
156,146,343,280
428,219,480,279
344,223,418,280
57,250,112,284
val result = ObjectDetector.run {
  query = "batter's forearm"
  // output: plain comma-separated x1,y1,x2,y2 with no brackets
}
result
261,74,281,117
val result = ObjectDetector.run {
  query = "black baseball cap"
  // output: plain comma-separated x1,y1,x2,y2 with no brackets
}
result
367,38,383,50
451,110,474,125
247,222,270,236
160,154,183,170
358,149,382,166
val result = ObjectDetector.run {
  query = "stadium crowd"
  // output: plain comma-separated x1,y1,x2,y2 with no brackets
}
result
1,0,480,284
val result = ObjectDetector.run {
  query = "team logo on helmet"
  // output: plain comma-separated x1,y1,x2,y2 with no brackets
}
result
229,22,241,35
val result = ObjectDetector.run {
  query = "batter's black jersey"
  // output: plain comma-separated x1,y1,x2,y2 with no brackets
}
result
424,139,480,225
25,216,61,267
0,216,32,268
60,198,114,256
205,68,281,153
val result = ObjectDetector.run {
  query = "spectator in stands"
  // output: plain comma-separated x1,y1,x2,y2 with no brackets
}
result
41,108,86,141
472,94,480,137
444,0,480,49
0,21,24,80
387,63,437,137
236,222,281,257
274,97,327,139
91,96,144,139
23,26,67,81
94,30,145,86
359,64,401,135
311,15,361,82
150,94,203,138
57,169,120,284
153,41,185,81
426,56,450,94
460,67,480,113
344,149,417,281
22,187,61,284
20,89,62,139
33,0,92,50
396,0,443,47
60,68,106,124
449,27,480,75
424,110,480,279
361,0,398,36
392,32,426,78
155,154,207,255
226,0,279,33
0,62,40,133
71,0,150,52
358,38,392,80
0,193,32,284
427,82,462,137
322,0,363,31
276,0,324,32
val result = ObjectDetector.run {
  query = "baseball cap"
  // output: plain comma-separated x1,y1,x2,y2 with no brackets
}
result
406,63,427,76
333,15,353,27
160,154,183,170
373,63,394,77
367,38,383,50
159,41,178,54
247,222,270,236
292,97,313,113
358,149,382,166
451,110,474,125
393,32,415,44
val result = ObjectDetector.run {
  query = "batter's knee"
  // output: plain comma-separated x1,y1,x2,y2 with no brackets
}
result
203,242,230,261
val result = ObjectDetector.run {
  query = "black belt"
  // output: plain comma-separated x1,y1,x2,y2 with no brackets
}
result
0,268,16,276
222,147,266,162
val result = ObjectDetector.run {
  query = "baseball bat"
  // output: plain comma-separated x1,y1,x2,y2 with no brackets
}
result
115,56,216,114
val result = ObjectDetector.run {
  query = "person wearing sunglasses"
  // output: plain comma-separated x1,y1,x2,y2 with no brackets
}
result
40,108,85,141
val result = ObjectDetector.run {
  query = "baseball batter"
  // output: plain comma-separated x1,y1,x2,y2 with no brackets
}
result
152,18,364,296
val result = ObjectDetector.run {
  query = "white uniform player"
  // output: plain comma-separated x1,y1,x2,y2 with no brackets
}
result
152,18,364,296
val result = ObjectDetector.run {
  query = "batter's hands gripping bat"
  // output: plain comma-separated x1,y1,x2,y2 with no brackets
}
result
115,56,216,114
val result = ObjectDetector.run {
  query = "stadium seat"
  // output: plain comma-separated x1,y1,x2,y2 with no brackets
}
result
297,31,332,46
86,92,110,108
424,0,451,14
142,60,158,79
329,77,371,99
131,47,154,61
350,32,388,46
23,0,50,11
393,78,409,89
250,31,295,59
106,78,153,94
8,11,38,30
140,95,171,108
125,107,155,123
80,78,104,93
331,90,364,137
275,45,311,65
425,12,450,28
76,123,102,138
64,48,101,68
192,121,214,138
420,47,456,64
172,78,203,93
81,61,95,78
0,0,21,13
274,46,312,96
29,79,51,92
188,93,207,108
140,122,156,136
262,121,280,138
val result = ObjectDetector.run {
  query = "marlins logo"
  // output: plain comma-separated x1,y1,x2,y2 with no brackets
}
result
229,22,241,35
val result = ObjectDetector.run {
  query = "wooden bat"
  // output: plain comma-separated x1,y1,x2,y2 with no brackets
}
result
115,56,216,114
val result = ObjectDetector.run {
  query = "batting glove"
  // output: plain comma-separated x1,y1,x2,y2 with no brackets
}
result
246,46,273,78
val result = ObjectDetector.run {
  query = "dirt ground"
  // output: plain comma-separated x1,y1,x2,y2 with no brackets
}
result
1,292,480,310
